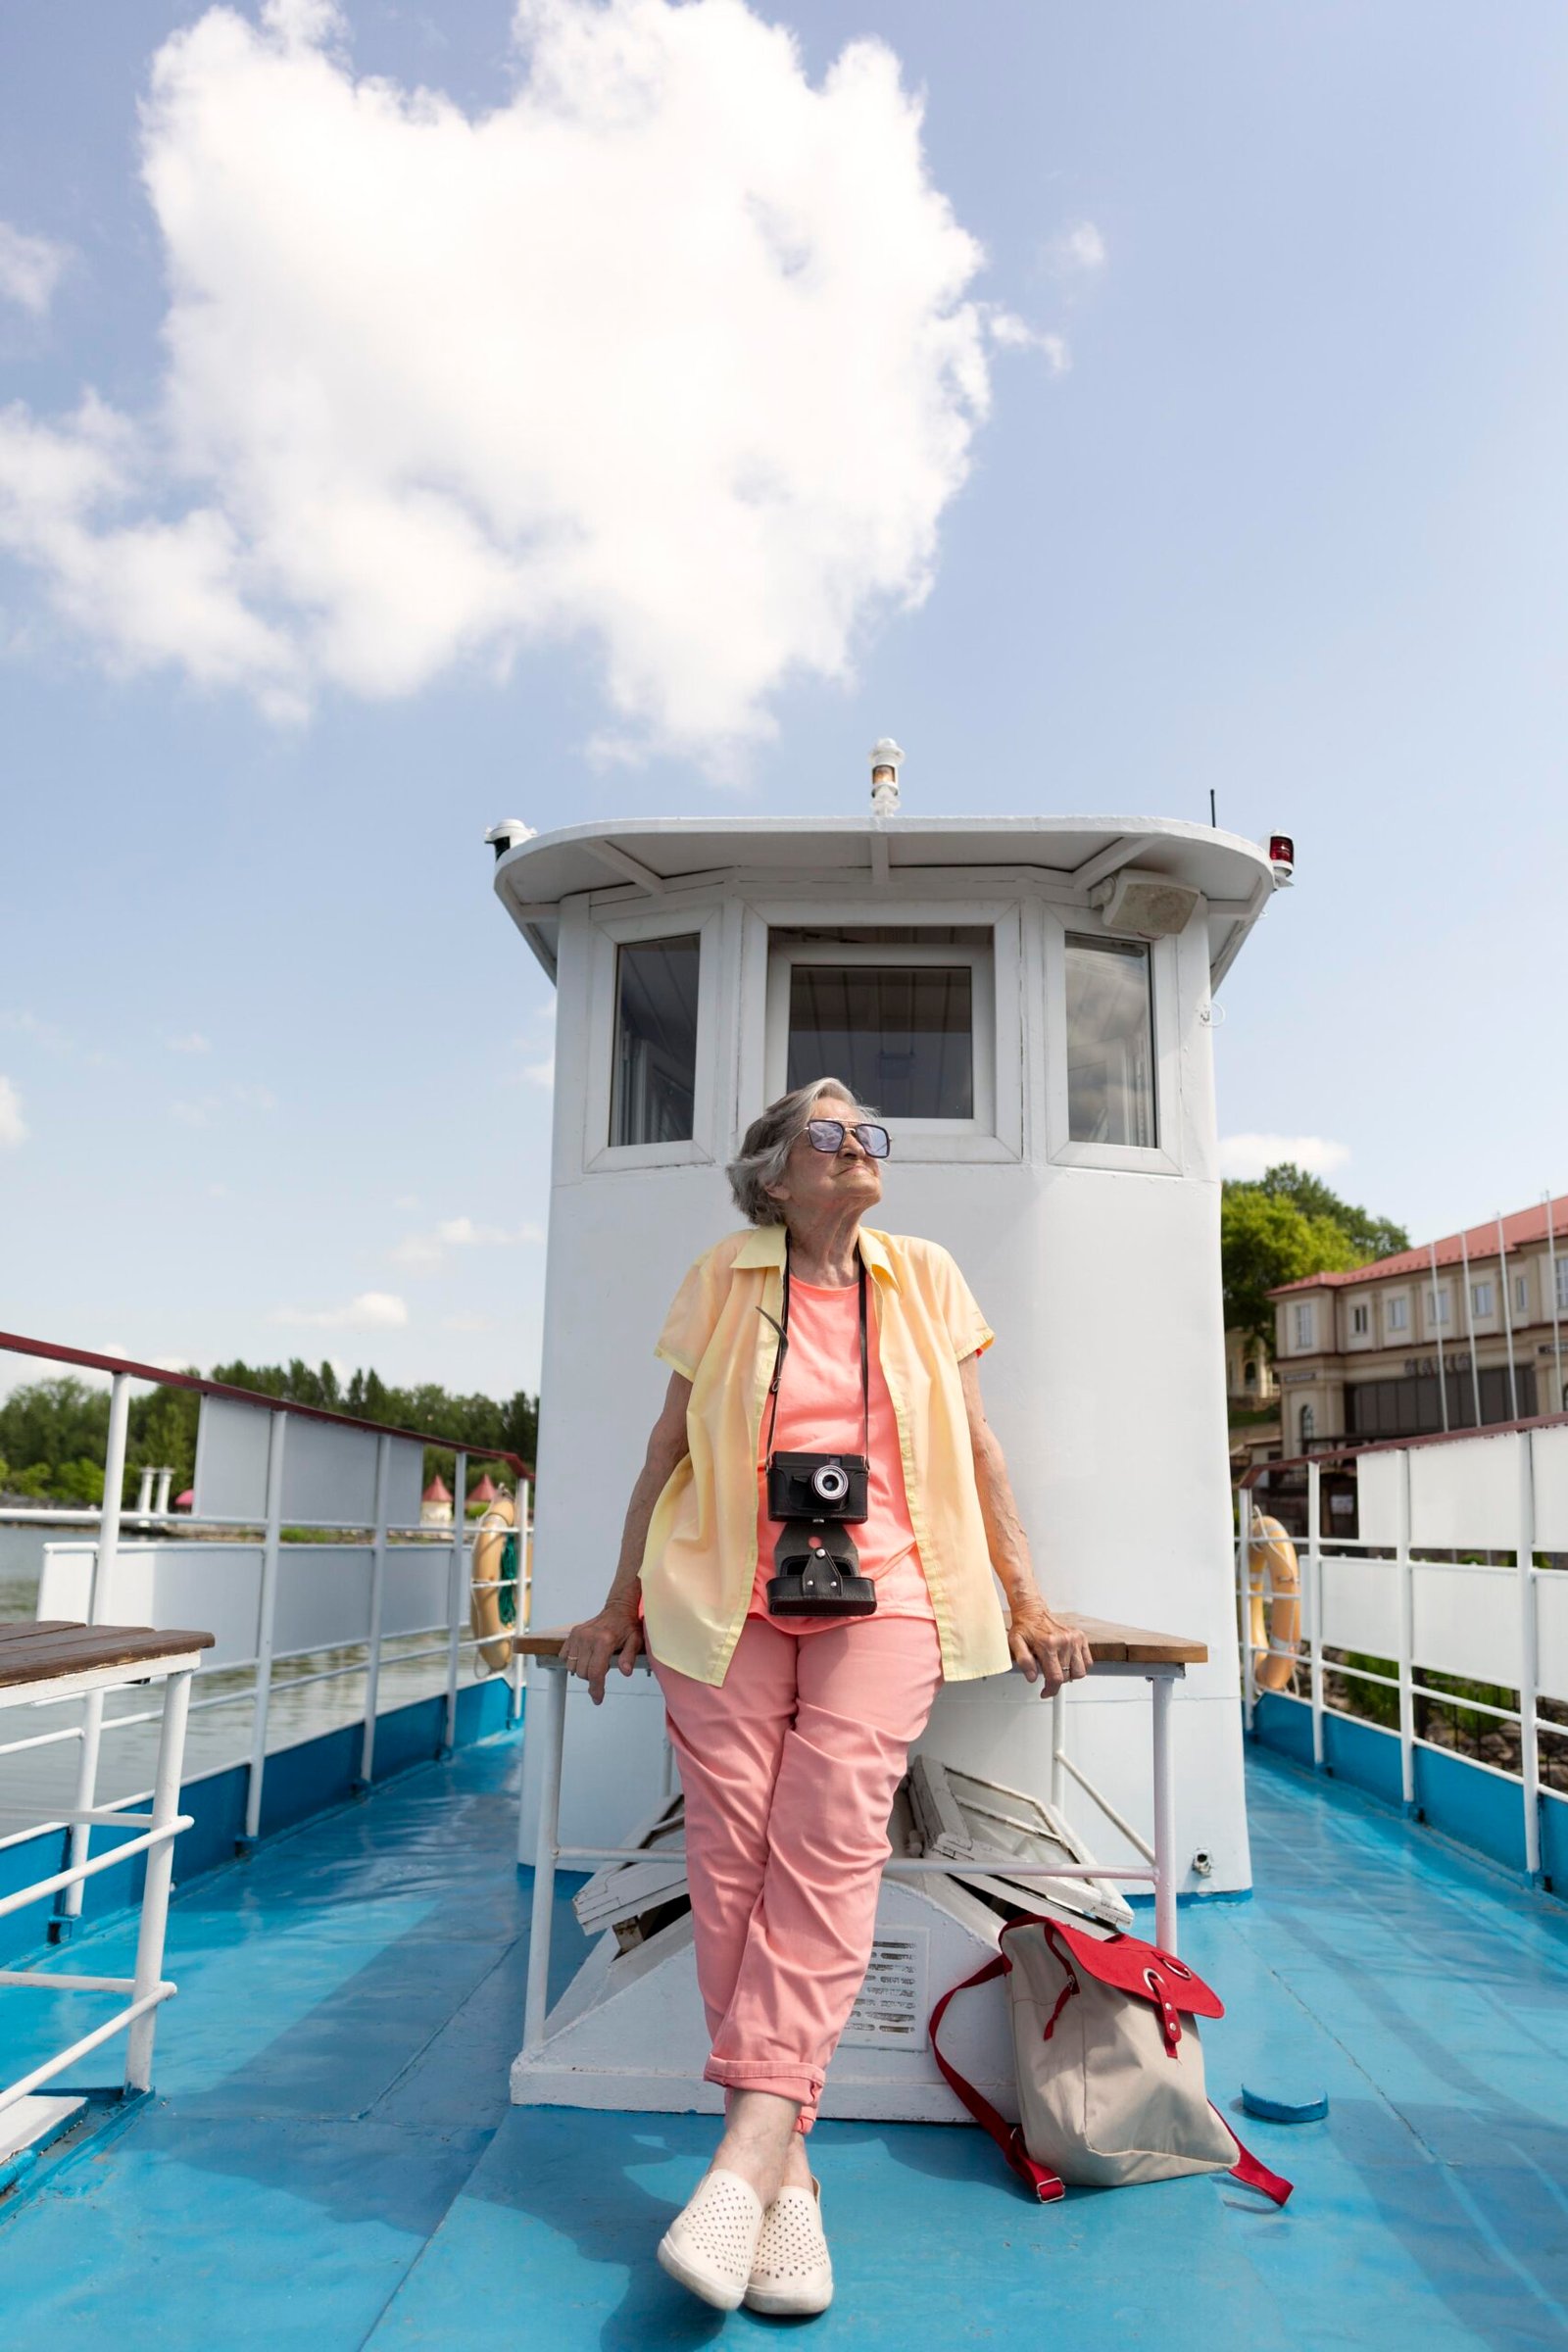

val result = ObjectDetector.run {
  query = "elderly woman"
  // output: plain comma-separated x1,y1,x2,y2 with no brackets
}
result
561,1079,1092,2317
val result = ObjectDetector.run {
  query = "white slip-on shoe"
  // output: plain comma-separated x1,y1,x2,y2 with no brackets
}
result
744,2176,834,2317
656,2167,766,2312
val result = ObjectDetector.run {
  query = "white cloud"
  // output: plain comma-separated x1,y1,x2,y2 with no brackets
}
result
986,312,1070,374
0,1076,27,1148
231,1083,277,1110
172,1099,209,1128
269,1290,409,1330
1219,1134,1352,1182
0,221,71,315
0,0,1001,759
1046,219,1106,276
168,1031,211,1054
392,1213,544,1269
521,1054,556,1089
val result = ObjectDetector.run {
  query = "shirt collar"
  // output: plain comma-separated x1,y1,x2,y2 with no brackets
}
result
734,1222,899,1290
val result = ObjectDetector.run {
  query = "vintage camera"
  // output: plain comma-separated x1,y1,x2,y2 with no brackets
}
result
765,1448,869,1524
765,1515,878,1619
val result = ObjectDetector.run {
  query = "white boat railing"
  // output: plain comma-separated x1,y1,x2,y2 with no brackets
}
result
0,1333,532,1942
1237,1413,1568,1881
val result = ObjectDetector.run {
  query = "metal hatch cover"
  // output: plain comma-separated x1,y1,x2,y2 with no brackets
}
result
908,1754,1133,1931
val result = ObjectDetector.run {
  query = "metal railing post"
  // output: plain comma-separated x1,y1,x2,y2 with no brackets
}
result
242,1412,289,1847
359,1434,392,1788
1396,1450,1416,1812
56,1371,131,1936
1519,1432,1542,1882
1150,1674,1177,1957
1238,1483,1256,1734
442,1448,468,1755
1051,1684,1067,1812
124,1666,194,2091
522,1661,567,2049
509,1475,530,1726
1307,1458,1325,1769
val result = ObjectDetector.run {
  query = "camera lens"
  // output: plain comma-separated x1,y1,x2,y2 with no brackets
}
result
810,1462,850,1504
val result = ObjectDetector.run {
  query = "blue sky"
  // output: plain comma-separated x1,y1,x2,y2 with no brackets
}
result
3,0,1566,1402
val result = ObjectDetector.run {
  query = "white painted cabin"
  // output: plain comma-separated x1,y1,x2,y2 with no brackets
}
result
493,804,1283,2117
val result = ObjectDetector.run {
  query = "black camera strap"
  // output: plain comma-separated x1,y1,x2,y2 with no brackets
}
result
760,1244,869,1470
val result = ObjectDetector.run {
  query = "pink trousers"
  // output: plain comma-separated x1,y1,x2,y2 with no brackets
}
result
651,1613,943,2131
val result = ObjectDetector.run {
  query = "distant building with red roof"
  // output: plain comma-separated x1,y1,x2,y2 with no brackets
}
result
1265,1190,1568,1453
420,1473,453,1528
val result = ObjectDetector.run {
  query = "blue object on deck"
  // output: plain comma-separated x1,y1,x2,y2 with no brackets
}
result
2,1734,1567,2348
1241,2082,1329,2124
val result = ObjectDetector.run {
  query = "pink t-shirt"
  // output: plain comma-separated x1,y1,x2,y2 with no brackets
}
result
751,1273,935,1631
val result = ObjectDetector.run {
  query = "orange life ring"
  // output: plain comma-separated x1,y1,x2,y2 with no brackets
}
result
471,1493,520,1676
1247,1508,1301,1692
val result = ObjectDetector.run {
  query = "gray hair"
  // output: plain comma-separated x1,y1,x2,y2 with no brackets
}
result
726,1077,882,1227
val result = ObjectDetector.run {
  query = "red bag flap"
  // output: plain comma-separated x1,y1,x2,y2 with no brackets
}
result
1002,1918,1224,2021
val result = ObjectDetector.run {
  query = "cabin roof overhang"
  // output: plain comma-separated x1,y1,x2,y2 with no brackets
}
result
491,813,1278,986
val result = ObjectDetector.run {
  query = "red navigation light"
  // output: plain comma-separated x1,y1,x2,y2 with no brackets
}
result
1269,834,1295,867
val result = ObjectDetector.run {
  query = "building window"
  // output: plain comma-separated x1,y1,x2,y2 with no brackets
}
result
1244,1359,1257,1389
1427,1285,1450,1328
1557,1256,1568,1312
1299,1403,1316,1445
1350,1302,1369,1336
1472,1279,1494,1317
1064,934,1156,1148
1387,1295,1408,1333
611,933,701,1147
1515,1273,1529,1313
1293,1301,1316,1351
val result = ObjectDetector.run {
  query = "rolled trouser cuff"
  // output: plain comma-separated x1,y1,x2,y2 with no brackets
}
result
705,2055,822,2120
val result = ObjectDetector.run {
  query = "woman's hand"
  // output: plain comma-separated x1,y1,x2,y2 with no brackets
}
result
562,1604,644,1705
1006,1593,1094,1698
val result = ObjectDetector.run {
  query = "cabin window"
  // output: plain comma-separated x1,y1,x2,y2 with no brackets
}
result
787,962,973,1118
611,933,701,1147
1063,935,1155,1148
1471,1279,1494,1318
1387,1295,1408,1333
768,926,993,1129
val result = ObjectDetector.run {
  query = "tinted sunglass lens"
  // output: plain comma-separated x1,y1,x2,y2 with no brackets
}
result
858,1125,891,1156
807,1120,844,1151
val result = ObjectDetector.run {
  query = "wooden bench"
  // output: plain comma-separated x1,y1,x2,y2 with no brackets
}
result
0,1619,215,2137
514,1615,1207,2052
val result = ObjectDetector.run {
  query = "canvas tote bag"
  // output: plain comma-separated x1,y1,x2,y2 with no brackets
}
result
929,1916,1292,2206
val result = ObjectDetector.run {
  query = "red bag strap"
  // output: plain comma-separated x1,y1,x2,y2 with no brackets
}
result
928,1954,1065,2205
1213,2109,1293,2206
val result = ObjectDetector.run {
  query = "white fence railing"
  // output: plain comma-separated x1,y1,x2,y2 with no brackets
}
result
1239,1418,1568,1878
1,1341,533,1941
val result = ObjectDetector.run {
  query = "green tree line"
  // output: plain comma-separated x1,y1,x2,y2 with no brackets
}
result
0,1362,537,1511
1222,1162,1409,1357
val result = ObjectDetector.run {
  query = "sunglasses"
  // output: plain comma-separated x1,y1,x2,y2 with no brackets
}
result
805,1118,891,1158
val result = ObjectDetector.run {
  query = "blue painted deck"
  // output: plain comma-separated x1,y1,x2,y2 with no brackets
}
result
2,1732,1566,2348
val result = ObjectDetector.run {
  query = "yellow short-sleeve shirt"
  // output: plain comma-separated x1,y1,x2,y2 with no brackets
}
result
640,1222,1012,1687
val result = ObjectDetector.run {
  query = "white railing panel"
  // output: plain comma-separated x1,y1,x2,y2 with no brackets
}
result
271,1544,374,1654
1537,1572,1568,1706
1320,1552,1401,1657
1531,1426,1568,1550
1410,1564,1519,1690
1409,1431,1523,1552
380,1544,456,1642
192,1395,422,1529
38,1543,264,1669
1354,1448,1404,1549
